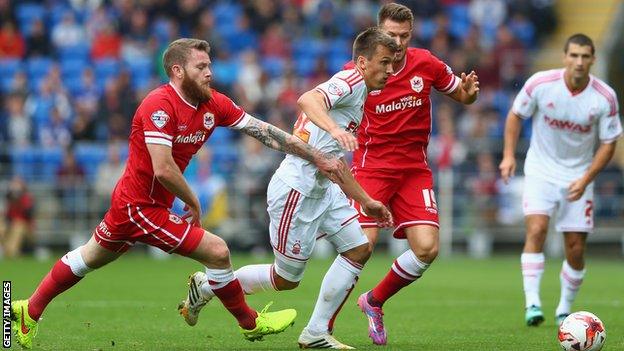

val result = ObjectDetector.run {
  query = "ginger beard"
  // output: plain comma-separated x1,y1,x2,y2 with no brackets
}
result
181,68,212,103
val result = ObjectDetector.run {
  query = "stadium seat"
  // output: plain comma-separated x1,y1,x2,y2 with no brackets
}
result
26,57,54,80
58,43,91,62
15,2,46,35
0,59,23,93
261,57,285,78
94,58,121,84
210,59,239,86
60,59,87,79
74,143,109,181
294,56,315,77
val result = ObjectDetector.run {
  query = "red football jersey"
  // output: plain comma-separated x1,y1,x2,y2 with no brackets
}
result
112,83,247,208
348,48,459,169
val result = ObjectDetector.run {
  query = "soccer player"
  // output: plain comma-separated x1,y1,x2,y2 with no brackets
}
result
499,33,621,326
10,38,347,349
344,3,480,345
178,28,397,349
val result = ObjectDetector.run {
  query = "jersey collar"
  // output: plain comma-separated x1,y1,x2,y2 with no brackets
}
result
168,82,198,110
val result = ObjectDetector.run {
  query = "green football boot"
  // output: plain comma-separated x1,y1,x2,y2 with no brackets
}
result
10,300,39,349
240,302,297,342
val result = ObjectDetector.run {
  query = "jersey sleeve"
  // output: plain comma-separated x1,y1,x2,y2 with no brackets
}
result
598,89,622,143
511,73,541,119
139,94,176,147
212,91,248,129
314,73,354,109
431,54,460,94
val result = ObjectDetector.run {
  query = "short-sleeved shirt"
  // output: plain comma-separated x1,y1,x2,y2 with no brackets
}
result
111,83,250,208
512,69,622,186
347,47,460,170
274,68,367,198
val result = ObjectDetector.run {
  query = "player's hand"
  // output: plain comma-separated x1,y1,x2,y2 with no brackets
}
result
362,200,393,228
315,155,349,183
182,201,202,227
329,126,358,152
567,178,588,201
499,156,516,184
460,71,480,97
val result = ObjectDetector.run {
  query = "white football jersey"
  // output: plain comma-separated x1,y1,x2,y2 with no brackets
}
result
512,69,622,187
275,68,366,198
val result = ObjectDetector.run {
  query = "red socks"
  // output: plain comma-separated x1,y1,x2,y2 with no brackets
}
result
210,279,258,330
28,259,82,320
369,269,412,307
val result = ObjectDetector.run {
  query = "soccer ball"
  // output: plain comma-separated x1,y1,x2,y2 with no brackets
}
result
558,311,606,351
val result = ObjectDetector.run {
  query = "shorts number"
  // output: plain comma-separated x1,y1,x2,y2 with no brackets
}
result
422,189,437,209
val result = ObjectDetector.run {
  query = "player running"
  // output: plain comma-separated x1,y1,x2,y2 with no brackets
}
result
10,38,346,349
499,33,621,327
342,3,480,345
178,28,397,349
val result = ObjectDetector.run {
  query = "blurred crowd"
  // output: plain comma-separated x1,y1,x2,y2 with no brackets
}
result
1,0,622,256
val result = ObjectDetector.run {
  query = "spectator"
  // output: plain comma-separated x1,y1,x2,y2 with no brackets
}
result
38,107,72,148
0,21,25,58
94,142,126,216
55,149,87,226
6,93,32,146
51,12,86,50
25,19,51,58
0,176,35,258
91,23,122,60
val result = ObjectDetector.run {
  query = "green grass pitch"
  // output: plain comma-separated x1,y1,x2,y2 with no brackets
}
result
2,253,623,350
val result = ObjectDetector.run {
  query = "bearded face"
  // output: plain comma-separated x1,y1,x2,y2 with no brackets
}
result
181,68,212,103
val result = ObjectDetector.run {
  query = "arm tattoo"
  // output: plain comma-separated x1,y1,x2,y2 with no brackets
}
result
241,117,328,162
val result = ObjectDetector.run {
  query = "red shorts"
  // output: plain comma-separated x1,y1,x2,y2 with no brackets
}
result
352,167,439,238
92,200,204,255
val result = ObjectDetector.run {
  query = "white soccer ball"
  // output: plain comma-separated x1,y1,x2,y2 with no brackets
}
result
558,311,606,351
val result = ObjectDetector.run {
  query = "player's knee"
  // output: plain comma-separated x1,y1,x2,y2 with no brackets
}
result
343,243,372,265
415,243,438,263
526,223,548,238
209,239,231,267
273,274,299,290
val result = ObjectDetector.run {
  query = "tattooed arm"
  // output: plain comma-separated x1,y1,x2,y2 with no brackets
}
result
240,116,348,182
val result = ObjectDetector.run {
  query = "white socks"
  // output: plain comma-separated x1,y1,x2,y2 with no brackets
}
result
305,255,363,335
521,252,545,308
556,260,585,316
392,249,430,281
204,267,235,290
201,264,276,299
61,246,93,277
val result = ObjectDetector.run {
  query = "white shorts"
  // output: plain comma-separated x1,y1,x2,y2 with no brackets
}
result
267,176,368,281
522,175,594,233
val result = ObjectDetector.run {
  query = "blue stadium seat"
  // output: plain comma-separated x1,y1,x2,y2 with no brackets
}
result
60,59,87,79
0,59,23,77
26,57,54,80
58,43,91,62
0,59,23,92
292,38,326,61
211,59,239,86
74,143,109,181
40,147,63,182
294,56,315,77
261,57,285,78
125,57,153,89
16,2,46,35
328,53,350,73
94,58,120,84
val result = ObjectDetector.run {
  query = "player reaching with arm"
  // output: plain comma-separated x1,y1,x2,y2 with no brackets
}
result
343,3,479,346
499,33,621,327
9,38,346,349
178,28,397,349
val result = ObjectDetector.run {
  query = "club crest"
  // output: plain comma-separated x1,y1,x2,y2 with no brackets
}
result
327,82,345,96
151,110,170,129
410,76,424,93
203,112,215,129
169,214,183,224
